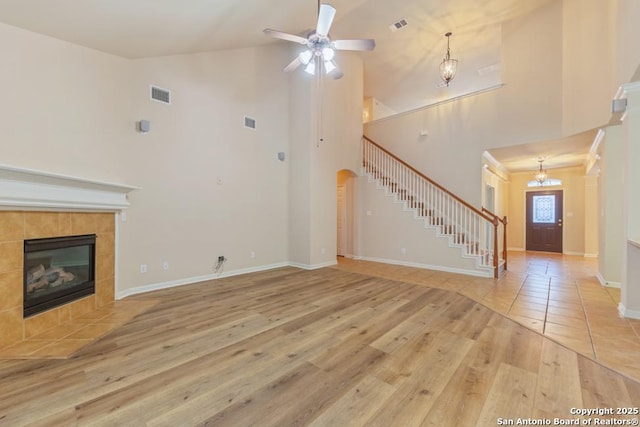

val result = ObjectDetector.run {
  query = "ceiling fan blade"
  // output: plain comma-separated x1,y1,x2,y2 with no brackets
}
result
316,4,336,37
333,39,376,51
263,29,308,45
284,57,303,73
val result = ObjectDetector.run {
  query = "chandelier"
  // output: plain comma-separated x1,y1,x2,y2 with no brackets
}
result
439,32,458,86
535,158,548,185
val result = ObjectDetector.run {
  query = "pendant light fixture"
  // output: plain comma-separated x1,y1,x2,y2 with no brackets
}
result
534,158,548,185
439,32,458,86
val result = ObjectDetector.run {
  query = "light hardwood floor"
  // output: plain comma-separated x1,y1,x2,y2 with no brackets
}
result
1,258,639,426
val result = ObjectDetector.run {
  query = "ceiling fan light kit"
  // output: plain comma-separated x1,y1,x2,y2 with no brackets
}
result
263,3,375,80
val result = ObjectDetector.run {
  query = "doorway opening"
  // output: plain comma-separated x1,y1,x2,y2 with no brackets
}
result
337,170,357,258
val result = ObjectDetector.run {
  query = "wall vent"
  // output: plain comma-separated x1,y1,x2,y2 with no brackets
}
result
389,19,408,32
150,86,171,104
244,116,256,130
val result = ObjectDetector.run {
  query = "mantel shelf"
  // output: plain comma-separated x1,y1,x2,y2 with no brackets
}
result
0,163,139,212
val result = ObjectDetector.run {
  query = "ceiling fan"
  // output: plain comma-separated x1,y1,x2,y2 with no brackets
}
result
263,3,375,80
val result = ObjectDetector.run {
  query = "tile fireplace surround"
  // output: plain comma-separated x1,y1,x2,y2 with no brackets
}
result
0,164,144,358
0,211,117,354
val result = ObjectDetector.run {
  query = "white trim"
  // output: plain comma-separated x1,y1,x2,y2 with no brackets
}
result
482,151,510,182
115,214,120,298
618,302,640,319
622,81,640,95
507,247,525,252
583,253,598,258
355,256,493,278
365,84,505,124
595,272,620,288
563,251,584,257
288,260,338,270
0,163,138,211
116,262,291,299
590,129,605,155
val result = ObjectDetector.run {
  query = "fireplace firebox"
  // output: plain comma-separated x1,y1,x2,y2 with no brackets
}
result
23,234,96,317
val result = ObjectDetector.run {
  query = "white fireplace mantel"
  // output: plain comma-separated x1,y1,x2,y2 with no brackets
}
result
0,163,139,211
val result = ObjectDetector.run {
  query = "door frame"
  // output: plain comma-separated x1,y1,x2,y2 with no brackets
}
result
524,188,564,253
337,184,347,257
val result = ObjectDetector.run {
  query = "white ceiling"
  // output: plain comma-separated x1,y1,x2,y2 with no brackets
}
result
0,0,552,112
2,0,590,172
486,130,599,173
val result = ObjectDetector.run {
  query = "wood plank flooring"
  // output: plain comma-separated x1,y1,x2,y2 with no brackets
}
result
0,266,638,426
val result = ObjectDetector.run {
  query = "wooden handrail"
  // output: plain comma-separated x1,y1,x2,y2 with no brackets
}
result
482,207,508,276
363,136,494,223
482,207,507,224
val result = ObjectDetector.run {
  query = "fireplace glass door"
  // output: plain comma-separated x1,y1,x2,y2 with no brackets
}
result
24,234,96,317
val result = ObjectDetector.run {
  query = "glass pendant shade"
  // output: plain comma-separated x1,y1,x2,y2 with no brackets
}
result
535,159,548,185
439,32,457,86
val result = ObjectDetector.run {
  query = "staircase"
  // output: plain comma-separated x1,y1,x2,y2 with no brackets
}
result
362,136,507,278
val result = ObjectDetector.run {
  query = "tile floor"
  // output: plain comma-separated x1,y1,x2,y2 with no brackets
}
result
335,251,640,382
0,299,158,359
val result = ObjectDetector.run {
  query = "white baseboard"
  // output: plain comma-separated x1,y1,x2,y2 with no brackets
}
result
618,302,640,319
355,256,493,278
563,251,585,257
584,253,598,258
596,272,621,288
507,247,524,252
288,260,338,270
116,262,290,299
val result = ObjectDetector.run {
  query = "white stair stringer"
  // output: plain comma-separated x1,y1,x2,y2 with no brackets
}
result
367,173,495,276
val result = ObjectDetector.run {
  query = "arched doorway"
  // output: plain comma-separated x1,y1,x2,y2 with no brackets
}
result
337,170,357,258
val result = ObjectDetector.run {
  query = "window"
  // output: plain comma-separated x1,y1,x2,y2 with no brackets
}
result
527,178,562,188
532,195,555,223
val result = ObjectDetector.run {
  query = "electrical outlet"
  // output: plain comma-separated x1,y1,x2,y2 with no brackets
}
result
321,248,325,255
162,261,169,270
401,248,407,254
140,264,147,273
250,251,256,259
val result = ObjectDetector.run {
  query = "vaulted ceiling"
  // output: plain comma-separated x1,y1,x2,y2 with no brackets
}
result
0,0,552,113
3,0,593,172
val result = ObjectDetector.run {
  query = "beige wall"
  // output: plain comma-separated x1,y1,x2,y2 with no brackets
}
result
362,1,639,274
621,86,640,317
0,21,364,295
118,46,292,290
0,23,132,182
287,50,365,268
507,167,590,255
355,176,482,275
364,0,565,207
598,126,624,284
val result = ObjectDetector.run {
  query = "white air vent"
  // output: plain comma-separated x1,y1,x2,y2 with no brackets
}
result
478,63,500,76
244,116,256,130
150,85,171,104
389,19,408,32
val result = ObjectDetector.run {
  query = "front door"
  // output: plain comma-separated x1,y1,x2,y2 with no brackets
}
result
526,190,563,253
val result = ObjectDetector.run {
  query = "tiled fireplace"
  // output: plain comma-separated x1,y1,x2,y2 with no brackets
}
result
0,211,116,347
0,163,138,356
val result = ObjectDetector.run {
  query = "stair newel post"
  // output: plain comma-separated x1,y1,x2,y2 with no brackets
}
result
493,216,499,278
502,216,508,272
